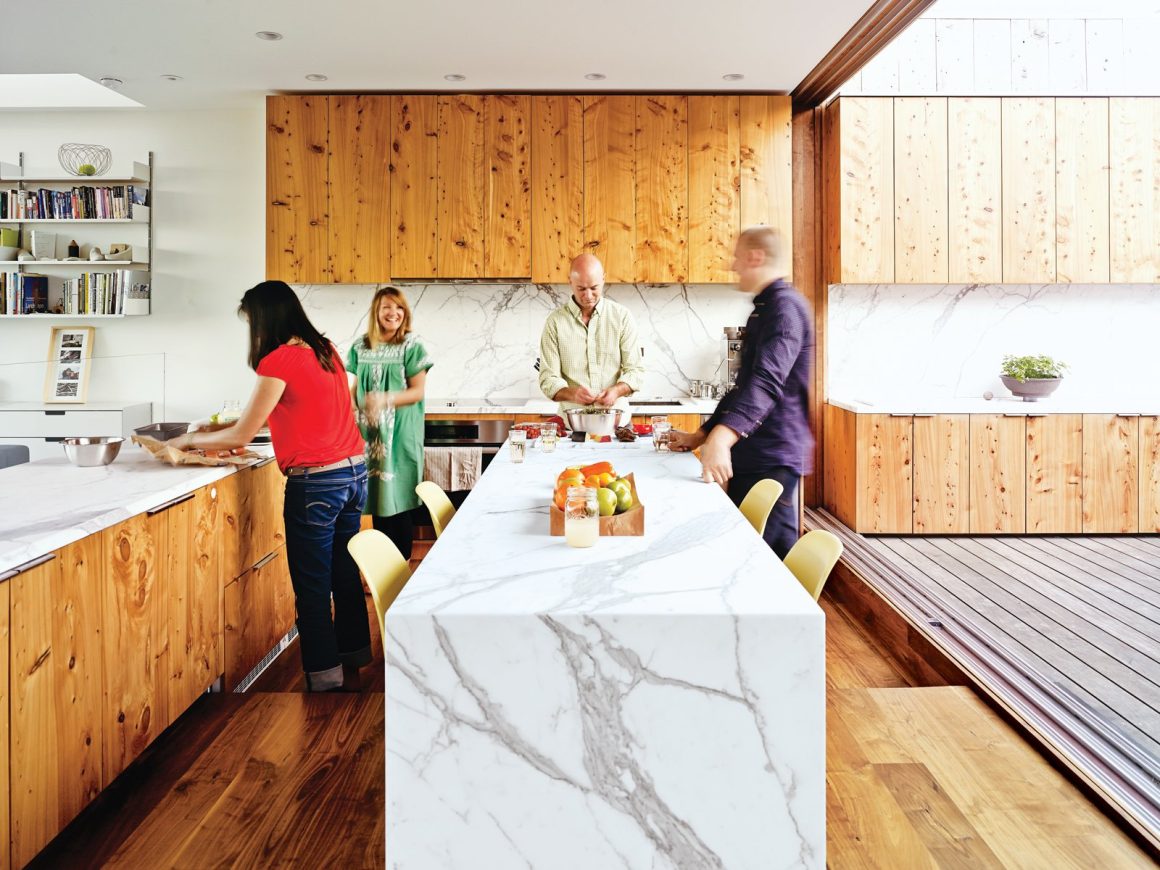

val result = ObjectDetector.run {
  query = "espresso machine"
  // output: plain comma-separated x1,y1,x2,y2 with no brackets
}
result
722,326,745,390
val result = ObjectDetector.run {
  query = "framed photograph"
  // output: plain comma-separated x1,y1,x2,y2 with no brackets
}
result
44,326,94,403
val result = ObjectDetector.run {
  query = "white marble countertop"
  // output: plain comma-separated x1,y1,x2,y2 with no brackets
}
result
828,396,1160,415
426,396,718,415
0,445,274,577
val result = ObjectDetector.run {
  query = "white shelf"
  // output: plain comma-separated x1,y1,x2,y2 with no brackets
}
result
0,160,151,185
2,260,149,268
0,218,145,224
0,313,132,319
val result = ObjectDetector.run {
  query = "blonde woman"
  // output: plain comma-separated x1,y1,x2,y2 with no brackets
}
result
347,286,433,559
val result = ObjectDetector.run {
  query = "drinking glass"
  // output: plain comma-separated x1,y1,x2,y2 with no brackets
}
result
509,429,527,463
652,420,672,451
540,423,558,453
565,486,599,548
220,399,242,423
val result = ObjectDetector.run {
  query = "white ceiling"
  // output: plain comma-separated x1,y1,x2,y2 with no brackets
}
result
0,0,876,110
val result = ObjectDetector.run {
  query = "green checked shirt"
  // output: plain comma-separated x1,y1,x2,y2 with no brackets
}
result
538,296,646,409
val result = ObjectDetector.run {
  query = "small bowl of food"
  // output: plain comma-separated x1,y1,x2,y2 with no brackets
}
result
511,422,542,446
62,436,124,467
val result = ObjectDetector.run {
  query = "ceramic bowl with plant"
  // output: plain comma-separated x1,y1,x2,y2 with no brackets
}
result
1000,354,1068,402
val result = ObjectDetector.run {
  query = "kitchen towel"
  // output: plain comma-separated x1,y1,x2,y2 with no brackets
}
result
423,446,482,492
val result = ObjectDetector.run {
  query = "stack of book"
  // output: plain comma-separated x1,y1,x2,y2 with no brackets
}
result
0,185,147,220
0,273,48,315
62,269,150,315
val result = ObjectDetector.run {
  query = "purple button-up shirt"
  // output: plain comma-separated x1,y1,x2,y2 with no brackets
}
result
703,279,815,475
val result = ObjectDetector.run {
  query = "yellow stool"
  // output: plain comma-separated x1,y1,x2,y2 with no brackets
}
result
347,529,412,638
738,478,785,536
415,481,456,538
783,530,844,601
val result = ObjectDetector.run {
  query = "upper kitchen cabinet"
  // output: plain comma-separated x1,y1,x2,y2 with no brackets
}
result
330,95,392,283
635,96,688,283
582,95,637,282
266,95,330,283
531,96,584,283
688,96,740,283
1110,99,1160,283
739,96,793,280
390,95,439,279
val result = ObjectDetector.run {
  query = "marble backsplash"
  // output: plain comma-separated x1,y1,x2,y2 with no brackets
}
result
828,283,1160,404
295,283,755,400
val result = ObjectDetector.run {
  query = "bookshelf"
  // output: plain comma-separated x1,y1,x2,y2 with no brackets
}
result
1,152,153,317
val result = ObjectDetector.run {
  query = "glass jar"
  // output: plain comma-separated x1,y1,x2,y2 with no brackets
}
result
565,486,599,548
509,429,527,463
652,420,672,451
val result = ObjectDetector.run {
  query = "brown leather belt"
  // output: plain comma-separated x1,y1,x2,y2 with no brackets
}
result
285,454,366,477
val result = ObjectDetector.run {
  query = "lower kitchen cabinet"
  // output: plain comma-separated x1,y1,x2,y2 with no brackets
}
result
218,458,285,583
223,547,297,691
1083,414,1139,533
1143,417,1160,533
913,415,969,534
9,540,104,867
969,415,1027,534
1,578,9,869
1026,414,1083,533
821,408,911,533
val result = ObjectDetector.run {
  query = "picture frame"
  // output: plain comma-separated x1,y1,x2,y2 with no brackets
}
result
44,326,95,403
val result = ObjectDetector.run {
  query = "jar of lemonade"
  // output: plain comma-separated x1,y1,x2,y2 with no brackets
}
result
565,486,599,548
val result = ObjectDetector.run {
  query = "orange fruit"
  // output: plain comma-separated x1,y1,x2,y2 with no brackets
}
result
597,471,615,488
557,470,584,489
583,474,602,489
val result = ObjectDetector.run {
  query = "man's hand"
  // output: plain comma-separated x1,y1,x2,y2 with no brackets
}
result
666,429,706,453
593,388,619,407
560,385,599,405
698,426,740,488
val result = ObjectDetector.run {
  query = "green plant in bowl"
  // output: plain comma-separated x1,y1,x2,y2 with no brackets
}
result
1000,354,1068,402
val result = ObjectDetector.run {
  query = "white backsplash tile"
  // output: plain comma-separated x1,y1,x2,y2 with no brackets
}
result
295,282,754,400
828,283,1160,404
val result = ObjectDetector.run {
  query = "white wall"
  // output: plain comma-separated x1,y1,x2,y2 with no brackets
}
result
0,106,267,420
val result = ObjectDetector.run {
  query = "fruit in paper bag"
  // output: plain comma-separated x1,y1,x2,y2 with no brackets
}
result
596,488,618,517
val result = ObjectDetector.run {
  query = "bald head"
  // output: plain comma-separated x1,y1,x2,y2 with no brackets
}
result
569,253,605,315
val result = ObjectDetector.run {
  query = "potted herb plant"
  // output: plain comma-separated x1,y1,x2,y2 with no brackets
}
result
1000,354,1068,402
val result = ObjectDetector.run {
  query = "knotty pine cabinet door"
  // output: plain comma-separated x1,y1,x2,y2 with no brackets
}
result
9,542,104,867
1,572,9,867
856,414,913,534
223,547,296,691
912,415,968,534
1026,414,1083,533
531,95,584,283
968,415,1026,534
1142,417,1160,534
330,95,392,283
1083,414,1139,533
266,94,331,283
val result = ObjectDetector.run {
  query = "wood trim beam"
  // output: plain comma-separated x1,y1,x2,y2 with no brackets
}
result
791,0,938,109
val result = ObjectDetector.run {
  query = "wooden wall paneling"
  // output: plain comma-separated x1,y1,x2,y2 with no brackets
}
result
1083,414,1139,533
855,414,912,533
821,100,842,286
530,95,584,283
582,95,636,282
1055,99,1110,283
484,94,531,278
1002,98,1056,282
793,107,824,506
635,95,688,282
740,95,794,280
969,415,1027,534
0,578,8,869
689,96,740,283
438,94,486,278
823,404,858,528
1141,417,1160,533
103,511,169,781
893,97,948,282
839,97,894,282
912,414,968,534
1026,414,1083,534
10,548,104,867
947,98,1002,282
266,95,330,282
1109,98,1160,282
390,96,439,278
329,95,391,283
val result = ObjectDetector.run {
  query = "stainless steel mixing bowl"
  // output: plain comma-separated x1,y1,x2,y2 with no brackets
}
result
62,436,124,467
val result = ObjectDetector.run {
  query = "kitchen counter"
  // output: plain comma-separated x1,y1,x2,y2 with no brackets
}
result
828,396,1160,415
386,440,824,867
0,444,274,577
426,396,719,415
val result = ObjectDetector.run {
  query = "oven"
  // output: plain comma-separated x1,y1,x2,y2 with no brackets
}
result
423,418,511,508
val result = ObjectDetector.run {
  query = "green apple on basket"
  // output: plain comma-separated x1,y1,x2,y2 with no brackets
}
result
552,461,635,515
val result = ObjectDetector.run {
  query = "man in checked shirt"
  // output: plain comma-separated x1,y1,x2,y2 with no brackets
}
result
538,253,645,413
668,227,815,558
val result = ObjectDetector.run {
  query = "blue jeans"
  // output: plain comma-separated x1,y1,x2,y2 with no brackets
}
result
283,463,371,691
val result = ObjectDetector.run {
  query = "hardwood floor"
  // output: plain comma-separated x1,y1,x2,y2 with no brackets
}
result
26,593,1153,868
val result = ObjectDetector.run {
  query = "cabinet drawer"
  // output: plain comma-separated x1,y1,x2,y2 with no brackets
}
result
0,436,67,463
0,410,125,437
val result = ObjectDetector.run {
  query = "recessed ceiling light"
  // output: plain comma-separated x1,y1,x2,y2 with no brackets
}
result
161,74,183,82
98,77,123,90
305,73,328,82
722,73,745,81
255,31,283,41
443,74,466,82
585,73,606,81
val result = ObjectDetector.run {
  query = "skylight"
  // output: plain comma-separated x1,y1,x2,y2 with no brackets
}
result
0,74,143,110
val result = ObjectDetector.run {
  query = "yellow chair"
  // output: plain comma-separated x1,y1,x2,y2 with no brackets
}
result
347,529,412,637
783,530,844,601
415,481,456,538
738,478,785,536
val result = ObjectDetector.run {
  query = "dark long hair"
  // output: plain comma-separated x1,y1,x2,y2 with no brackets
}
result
238,281,337,372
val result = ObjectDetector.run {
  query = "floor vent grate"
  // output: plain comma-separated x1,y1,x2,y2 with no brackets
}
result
233,625,299,694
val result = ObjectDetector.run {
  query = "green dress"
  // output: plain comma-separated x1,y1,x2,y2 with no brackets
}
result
346,334,433,517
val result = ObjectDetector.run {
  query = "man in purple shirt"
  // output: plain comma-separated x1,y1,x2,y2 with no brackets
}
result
669,227,815,557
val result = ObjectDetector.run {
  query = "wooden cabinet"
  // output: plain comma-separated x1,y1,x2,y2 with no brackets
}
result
266,94,330,283
1083,414,1139,533
947,98,1002,283
969,415,1026,534
822,407,911,533
893,98,948,283
330,95,392,283
1056,99,1110,282
218,459,284,583
391,95,439,278
636,96,688,283
1026,414,1083,533
9,543,104,867
1142,417,1160,534
689,96,740,283
1110,99,1160,282
1,574,9,869
484,95,532,278
912,415,968,534
583,95,637,282
531,96,584,283
1001,98,1055,283
223,548,296,691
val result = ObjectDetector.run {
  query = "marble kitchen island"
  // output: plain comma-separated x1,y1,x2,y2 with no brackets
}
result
387,440,825,868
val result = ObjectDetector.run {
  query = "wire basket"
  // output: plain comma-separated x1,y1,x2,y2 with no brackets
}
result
58,143,113,177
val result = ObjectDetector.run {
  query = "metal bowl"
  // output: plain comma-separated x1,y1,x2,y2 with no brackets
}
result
564,408,627,436
62,436,124,467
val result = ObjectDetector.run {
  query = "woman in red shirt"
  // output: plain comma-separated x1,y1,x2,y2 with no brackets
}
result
172,281,370,692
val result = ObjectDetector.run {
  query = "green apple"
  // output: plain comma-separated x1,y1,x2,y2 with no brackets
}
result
614,487,634,514
596,487,618,517
77,164,97,176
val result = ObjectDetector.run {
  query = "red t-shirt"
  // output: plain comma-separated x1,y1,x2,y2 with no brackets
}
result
256,344,364,472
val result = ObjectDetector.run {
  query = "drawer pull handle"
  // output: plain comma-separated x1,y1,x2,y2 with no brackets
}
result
44,411,65,416
254,457,276,469
252,551,278,571
0,552,56,582
147,492,195,515
45,437,67,443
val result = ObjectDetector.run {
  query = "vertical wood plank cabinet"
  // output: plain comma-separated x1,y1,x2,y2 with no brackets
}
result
1055,99,1110,283
1001,98,1056,283
330,95,392,283
635,95,688,283
947,98,1002,283
969,415,1027,534
582,95,637,282
1083,414,1139,534
821,407,910,533
266,94,330,283
530,95,584,283
912,414,968,534
484,94,532,278
437,94,486,278
739,95,793,278
1141,417,1160,534
390,95,439,278
1026,414,1083,533
893,98,948,283
688,96,740,283
1109,99,1160,282
1,576,10,869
